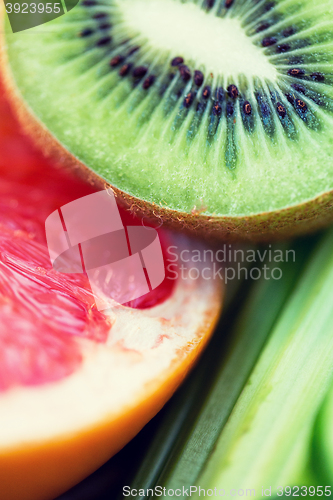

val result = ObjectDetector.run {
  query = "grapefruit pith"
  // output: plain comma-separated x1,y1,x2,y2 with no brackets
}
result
0,80,223,500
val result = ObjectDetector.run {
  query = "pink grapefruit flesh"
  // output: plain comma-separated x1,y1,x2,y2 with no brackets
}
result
0,80,223,500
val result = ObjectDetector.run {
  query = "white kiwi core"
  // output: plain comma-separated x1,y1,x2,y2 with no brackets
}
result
118,0,277,81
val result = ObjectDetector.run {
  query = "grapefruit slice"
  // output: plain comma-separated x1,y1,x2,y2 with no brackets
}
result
0,80,223,500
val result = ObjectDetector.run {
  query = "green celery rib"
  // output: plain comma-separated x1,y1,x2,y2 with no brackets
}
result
310,375,333,487
195,229,333,497
123,239,313,499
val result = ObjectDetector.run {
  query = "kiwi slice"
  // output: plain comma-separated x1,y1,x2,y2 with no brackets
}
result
2,0,333,240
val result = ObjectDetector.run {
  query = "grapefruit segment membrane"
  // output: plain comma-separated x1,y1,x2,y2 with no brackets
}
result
0,81,223,499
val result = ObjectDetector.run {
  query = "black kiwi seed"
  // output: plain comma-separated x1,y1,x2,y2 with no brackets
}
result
277,44,290,53
142,75,155,90
119,63,132,77
288,68,305,77
276,102,286,118
213,103,222,116
179,65,191,82
256,22,270,33
99,23,111,30
291,83,306,94
194,70,204,87
79,28,94,37
285,93,295,105
93,12,107,19
296,99,308,113
128,46,140,55
262,37,277,47
110,55,124,67
227,85,239,99
240,99,255,134
132,66,148,79
171,57,184,67
243,101,252,115
282,27,296,37
183,92,195,108
225,0,234,8
96,36,111,47
311,72,325,82
202,86,211,99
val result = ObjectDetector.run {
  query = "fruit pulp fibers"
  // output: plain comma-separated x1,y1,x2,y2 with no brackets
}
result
0,85,174,391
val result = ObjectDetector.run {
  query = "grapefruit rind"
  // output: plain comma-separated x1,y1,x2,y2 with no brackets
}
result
0,239,222,500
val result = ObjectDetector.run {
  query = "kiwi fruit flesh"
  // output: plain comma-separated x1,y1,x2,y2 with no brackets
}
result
2,0,333,240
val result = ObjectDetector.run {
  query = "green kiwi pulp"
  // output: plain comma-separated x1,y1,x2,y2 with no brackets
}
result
2,0,333,240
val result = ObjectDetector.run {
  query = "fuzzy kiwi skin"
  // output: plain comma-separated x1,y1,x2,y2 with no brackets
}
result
1,22,333,242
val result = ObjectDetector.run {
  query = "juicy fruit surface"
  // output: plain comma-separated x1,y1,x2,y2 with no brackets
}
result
0,86,173,391
4,0,333,217
0,83,222,500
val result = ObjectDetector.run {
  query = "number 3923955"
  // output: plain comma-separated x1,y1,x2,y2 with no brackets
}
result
5,3,61,14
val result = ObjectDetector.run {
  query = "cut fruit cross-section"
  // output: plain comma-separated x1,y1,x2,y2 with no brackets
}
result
3,0,333,240
0,79,223,500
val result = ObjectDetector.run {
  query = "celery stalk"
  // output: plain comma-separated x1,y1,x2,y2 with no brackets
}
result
310,375,333,487
196,229,333,496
